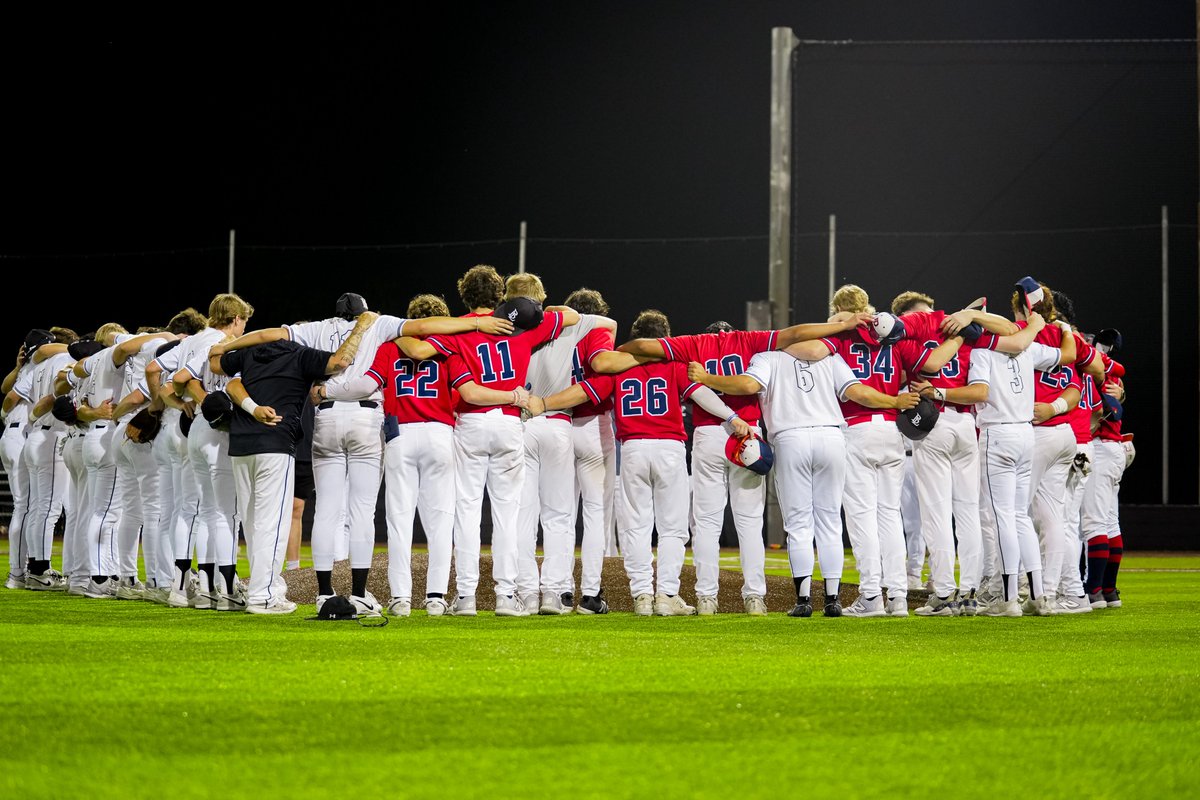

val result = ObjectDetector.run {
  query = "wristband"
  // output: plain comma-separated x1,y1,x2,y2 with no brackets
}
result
933,387,946,403
1050,397,1068,415
725,412,739,424
240,397,260,415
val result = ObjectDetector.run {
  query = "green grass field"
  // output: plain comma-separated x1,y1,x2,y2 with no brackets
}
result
2,552,1197,799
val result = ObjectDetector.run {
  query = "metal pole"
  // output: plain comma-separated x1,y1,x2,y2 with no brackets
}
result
518,221,527,274
769,27,798,331
828,214,837,301
1161,206,1169,504
228,229,236,293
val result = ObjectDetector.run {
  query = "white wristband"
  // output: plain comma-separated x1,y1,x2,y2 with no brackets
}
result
240,397,259,415
1050,397,1068,415
933,387,946,403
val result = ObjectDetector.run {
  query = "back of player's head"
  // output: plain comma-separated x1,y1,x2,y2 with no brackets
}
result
457,265,505,312
1010,282,1056,322
1051,290,1076,326
891,291,934,316
831,284,872,315
631,309,670,340
208,293,254,328
705,321,734,334
167,308,208,336
95,322,128,346
563,287,609,316
334,293,369,321
50,327,79,344
505,273,547,304
407,294,451,319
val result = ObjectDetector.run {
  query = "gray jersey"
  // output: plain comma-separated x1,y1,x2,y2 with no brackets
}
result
287,315,406,402
524,315,601,402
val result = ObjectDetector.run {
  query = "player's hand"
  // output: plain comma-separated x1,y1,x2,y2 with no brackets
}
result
16,344,27,367
95,400,115,420
182,400,196,419
522,395,546,419
909,379,934,398
209,342,227,357
1032,402,1056,423
1055,319,1073,336
1104,380,1125,402
477,316,516,336
309,385,325,406
253,405,283,426
1027,311,1046,331
729,417,751,438
940,310,975,336
687,361,711,384
510,386,531,408
894,391,921,411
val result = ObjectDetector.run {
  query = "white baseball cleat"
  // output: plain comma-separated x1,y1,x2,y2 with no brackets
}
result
1055,594,1092,614
633,593,654,616
495,594,528,617
5,572,27,590
538,591,572,615
145,586,171,605
449,596,477,616
843,594,886,618
886,595,909,617
696,595,719,616
115,578,146,601
1022,595,1058,617
246,599,297,615
980,598,1022,617
518,593,540,616
424,597,449,617
167,587,191,608
216,583,249,612
387,597,412,617
743,595,768,616
26,570,67,591
67,583,88,597
654,593,696,616
349,591,383,617
915,594,956,617
83,578,116,599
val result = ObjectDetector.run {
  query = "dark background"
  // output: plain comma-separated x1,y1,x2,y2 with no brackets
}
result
2,1,1196,504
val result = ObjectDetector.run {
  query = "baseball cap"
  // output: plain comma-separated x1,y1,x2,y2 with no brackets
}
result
861,312,906,347
23,329,54,355
493,297,544,331
897,396,939,441
1094,328,1122,355
1014,276,1044,313
725,433,775,475
200,391,234,428
335,293,369,321
67,339,105,360
1100,393,1124,421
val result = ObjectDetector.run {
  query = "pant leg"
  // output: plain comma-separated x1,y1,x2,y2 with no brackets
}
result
574,415,608,596
344,407,384,570
84,426,120,576
537,420,576,595
900,450,925,580
774,430,815,580
114,427,144,579
979,427,1021,576
451,415,489,598
310,410,349,572
1031,425,1075,595
615,440,655,597
515,420,543,596
63,432,89,587
728,436,767,598
483,414,525,597
689,426,730,597
384,436,417,601
873,426,908,598
947,412,984,592
1060,441,1092,596
811,428,847,582
416,423,456,597
842,425,881,595
651,441,690,596
914,418,957,596
1,429,30,576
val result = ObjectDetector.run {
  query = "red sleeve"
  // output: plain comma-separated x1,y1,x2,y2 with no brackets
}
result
1073,333,1096,367
446,353,473,388
1102,354,1125,379
657,335,698,363
425,333,458,358
741,330,778,354
675,361,702,399
1068,366,1084,392
365,342,395,388
578,374,615,404
898,311,943,341
528,312,565,348
976,332,1000,351
583,328,615,363
892,339,924,376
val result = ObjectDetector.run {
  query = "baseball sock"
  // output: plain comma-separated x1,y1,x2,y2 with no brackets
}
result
427,592,444,599
793,576,811,600
317,571,333,597
198,563,216,593
218,564,236,594
286,560,300,571
1085,536,1110,594
1103,533,1123,592
174,559,191,588
351,568,369,597
31,559,49,576
824,578,839,599
1026,570,1043,600
1002,573,1018,601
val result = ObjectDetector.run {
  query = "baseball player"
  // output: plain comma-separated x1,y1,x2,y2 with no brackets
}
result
1081,331,1128,608
969,311,1075,616
688,339,919,618
614,310,876,615
1,334,44,588
530,309,749,616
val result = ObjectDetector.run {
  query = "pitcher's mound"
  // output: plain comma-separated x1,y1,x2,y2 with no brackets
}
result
283,552,926,612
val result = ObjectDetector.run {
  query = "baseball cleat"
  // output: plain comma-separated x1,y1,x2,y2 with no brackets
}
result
696,595,719,616
843,594,886,618
578,590,609,615
349,591,383,617
67,583,88,597
167,588,191,608
193,589,216,610
823,599,843,617
1087,590,1108,609
654,593,696,616
115,577,146,601
981,599,1022,617
886,595,909,617
787,598,813,618
424,597,448,617
633,593,654,616
518,593,540,616
1021,596,1058,616
5,572,27,590
216,583,249,612
956,589,978,617
915,594,957,617
387,598,412,617
538,591,572,615
495,594,528,617
145,587,171,605
744,595,768,616
449,596,477,616
26,570,67,591
1102,589,1122,608
83,578,116,599
1055,594,1093,614
246,599,297,615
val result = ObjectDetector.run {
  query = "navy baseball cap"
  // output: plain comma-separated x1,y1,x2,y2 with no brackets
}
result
897,397,939,441
335,293,369,321
493,297,544,331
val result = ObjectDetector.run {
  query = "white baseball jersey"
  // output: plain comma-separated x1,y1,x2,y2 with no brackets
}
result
145,342,184,397
8,363,35,425
29,352,74,429
743,351,859,435
523,314,600,399
81,337,134,408
969,343,1061,427
176,328,229,393
286,314,407,402
119,337,169,406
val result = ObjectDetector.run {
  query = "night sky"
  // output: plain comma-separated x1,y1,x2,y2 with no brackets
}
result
2,1,1196,503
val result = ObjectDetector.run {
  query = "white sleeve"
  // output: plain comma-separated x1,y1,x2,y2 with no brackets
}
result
181,342,208,379
285,321,324,349
689,385,738,421
378,315,408,342
324,375,378,401
81,351,104,377
1030,342,1062,372
968,348,992,385
831,355,859,400
743,352,772,389
13,368,34,402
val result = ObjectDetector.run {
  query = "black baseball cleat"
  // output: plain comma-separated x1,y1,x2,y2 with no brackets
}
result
787,597,813,618
823,599,843,617
578,589,609,615
1102,589,1122,608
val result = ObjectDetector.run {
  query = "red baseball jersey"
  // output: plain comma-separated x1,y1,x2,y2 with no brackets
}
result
428,311,565,417
1069,373,1100,444
1015,320,1098,370
1034,362,1083,428
1096,375,1125,442
821,330,920,423
570,327,616,419
657,329,778,427
365,341,454,427
899,310,999,395
577,361,699,442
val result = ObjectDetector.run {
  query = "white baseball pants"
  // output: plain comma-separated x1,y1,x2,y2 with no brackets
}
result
452,410,525,598
311,403,383,571
384,422,455,601
188,416,238,570
912,409,984,597
1031,424,1076,596
61,430,89,588
573,412,616,597
151,411,183,586
1,425,30,577
171,416,205,574
24,425,68,565
615,438,690,597
1082,440,1124,542
978,423,1042,596
232,453,294,607
900,450,925,582
1060,441,1093,597
843,419,907,598
772,426,846,584
115,422,160,582
691,424,767,599
82,423,121,577
516,416,576,596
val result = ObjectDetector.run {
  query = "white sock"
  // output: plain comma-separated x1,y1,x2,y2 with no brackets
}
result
285,560,299,571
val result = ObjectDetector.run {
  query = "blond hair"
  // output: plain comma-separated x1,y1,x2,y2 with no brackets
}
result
891,291,935,316
830,284,873,315
95,322,128,344
207,293,254,328
505,273,547,304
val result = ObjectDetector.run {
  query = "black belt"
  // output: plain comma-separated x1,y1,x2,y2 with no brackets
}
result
40,425,52,430
7,423,18,429
317,400,378,411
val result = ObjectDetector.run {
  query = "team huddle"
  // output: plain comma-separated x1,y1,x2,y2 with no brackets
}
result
0,264,1132,619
